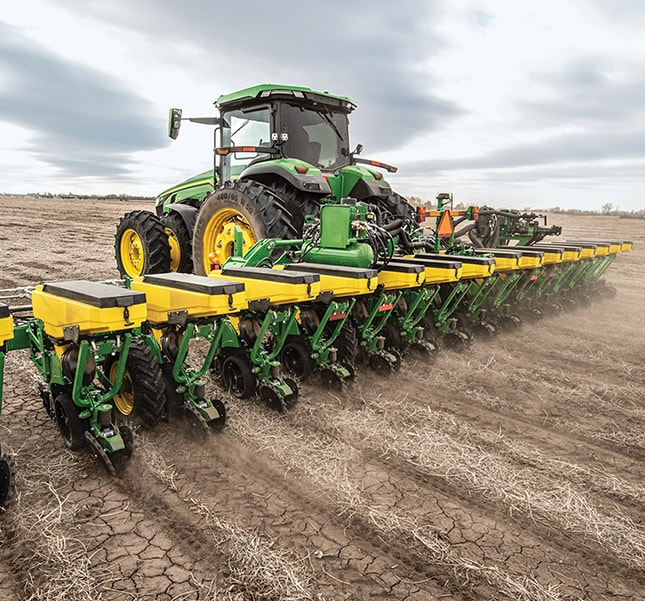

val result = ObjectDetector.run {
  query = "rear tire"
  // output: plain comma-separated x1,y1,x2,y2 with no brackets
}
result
162,212,193,273
367,192,416,224
192,180,298,275
268,180,323,235
115,211,171,277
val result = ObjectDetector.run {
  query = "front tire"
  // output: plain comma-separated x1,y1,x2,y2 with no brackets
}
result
162,212,193,273
192,180,298,275
115,210,171,277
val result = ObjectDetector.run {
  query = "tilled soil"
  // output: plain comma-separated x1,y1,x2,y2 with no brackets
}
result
0,196,643,600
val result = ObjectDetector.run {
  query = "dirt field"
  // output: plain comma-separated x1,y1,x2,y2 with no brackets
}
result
0,196,643,601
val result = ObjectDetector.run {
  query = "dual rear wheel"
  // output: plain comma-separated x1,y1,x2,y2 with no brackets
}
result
115,181,305,278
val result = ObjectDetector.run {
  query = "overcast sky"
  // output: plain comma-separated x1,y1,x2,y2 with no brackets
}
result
2,0,644,210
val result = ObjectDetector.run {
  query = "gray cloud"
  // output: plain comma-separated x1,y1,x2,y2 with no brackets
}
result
0,21,166,178
403,50,645,180
52,0,462,152
525,58,645,124
404,128,645,175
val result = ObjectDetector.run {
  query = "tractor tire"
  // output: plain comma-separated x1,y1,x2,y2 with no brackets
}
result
105,339,166,428
368,192,416,224
269,180,323,235
192,180,298,275
115,210,171,278
162,212,193,273
54,393,89,450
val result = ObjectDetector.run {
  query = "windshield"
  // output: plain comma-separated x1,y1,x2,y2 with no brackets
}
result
281,103,350,170
221,106,271,177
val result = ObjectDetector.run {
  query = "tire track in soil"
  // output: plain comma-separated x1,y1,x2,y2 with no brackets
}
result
135,424,454,601
225,398,572,601
286,390,644,601
0,353,223,600
418,390,645,523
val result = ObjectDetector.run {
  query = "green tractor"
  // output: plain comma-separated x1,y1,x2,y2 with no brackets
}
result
115,84,418,277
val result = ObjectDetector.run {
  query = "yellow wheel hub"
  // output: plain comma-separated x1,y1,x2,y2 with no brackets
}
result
165,227,181,272
119,228,145,277
202,208,257,273
110,362,135,416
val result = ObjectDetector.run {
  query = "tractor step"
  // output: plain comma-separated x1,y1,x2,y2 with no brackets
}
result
32,281,146,338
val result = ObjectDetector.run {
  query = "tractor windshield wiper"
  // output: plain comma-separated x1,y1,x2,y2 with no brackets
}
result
315,108,344,141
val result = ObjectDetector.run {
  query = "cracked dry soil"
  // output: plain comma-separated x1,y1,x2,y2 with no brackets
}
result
0,196,643,601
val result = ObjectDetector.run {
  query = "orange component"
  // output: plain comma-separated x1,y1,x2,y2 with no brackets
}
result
437,210,454,238
208,251,221,270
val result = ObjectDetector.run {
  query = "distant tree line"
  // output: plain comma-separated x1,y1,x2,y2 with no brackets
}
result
0,192,155,200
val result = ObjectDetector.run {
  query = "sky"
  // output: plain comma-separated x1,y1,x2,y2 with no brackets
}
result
1,0,645,211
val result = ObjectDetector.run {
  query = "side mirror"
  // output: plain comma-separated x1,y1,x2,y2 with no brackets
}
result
354,143,363,156
168,108,182,139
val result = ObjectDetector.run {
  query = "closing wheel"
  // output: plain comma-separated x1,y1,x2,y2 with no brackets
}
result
367,351,398,374
162,212,193,273
192,180,298,275
0,452,15,507
258,383,284,412
258,380,298,413
115,210,171,277
106,339,165,428
280,338,314,380
222,354,256,399
208,398,227,432
283,378,299,411
109,424,134,476
320,367,346,392
54,393,88,450
407,340,438,361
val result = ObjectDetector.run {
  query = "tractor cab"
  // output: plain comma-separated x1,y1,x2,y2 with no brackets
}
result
216,85,355,179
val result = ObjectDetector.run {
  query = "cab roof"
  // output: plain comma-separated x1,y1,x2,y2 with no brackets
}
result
216,84,357,113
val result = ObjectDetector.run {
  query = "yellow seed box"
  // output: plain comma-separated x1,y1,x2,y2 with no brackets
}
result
281,263,379,298
215,267,320,306
131,273,247,323
32,281,146,339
